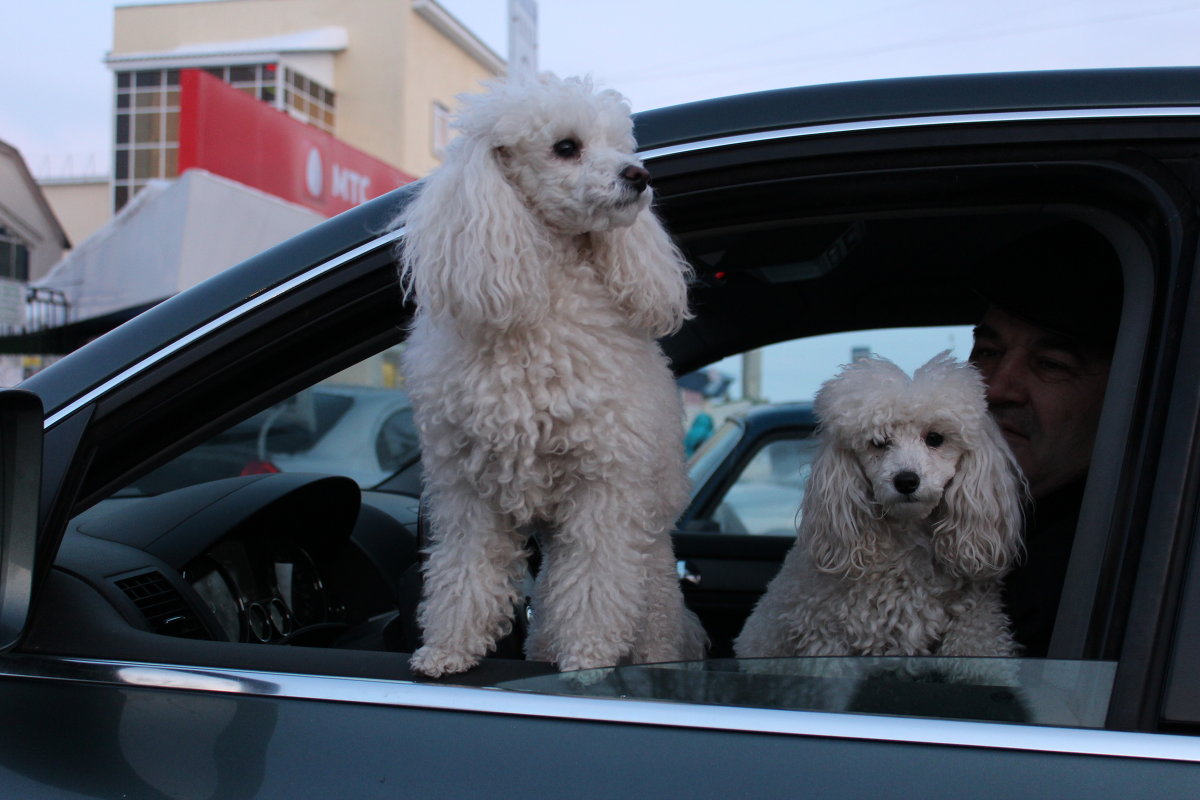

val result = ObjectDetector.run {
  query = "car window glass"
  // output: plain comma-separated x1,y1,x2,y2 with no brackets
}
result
375,407,418,471
707,326,975,403
92,310,1120,718
498,657,1119,730
263,392,354,454
124,346,415,495
708,437,819,536
686,418,742,489
682,325,972,536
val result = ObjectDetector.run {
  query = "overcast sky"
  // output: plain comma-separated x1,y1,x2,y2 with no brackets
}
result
4,0,1200,398
7,0,1200,177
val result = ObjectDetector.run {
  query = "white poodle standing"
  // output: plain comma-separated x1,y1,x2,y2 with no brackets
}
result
397,75,706,677
735,352,1026,659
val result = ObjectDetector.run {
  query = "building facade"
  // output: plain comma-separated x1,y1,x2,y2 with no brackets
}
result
0,140,70,287
102,0,503,214
0,140,72,382
3,0,506,369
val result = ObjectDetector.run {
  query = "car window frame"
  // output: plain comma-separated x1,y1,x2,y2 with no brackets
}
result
695,430,818,537
18,105,1200,745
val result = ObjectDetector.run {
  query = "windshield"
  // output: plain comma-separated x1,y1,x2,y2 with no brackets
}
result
124,382,416,495
687,417,743,494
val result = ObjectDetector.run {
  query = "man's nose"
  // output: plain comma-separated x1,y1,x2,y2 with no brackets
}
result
983,353,1028,405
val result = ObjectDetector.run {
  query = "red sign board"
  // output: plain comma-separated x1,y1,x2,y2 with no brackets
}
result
178,69,414,217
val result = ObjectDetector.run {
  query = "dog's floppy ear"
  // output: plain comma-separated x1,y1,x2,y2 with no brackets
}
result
934,418,1027,578
590,200,693,337
398,135,549,329
804,439,879,579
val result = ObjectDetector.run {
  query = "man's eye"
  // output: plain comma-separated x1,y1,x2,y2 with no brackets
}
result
552,138,581,158
925,431,944,448
970,345,999,361
1033,356,1082,379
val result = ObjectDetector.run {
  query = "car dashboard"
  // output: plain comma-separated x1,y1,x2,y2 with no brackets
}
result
32,473,421,657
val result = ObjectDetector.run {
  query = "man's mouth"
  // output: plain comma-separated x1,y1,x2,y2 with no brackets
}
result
991,408,1034,441
999,423,1030,441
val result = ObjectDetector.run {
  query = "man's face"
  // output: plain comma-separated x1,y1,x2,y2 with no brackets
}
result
970,306,1111,499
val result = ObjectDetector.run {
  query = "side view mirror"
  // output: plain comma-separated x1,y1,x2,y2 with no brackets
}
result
0,389,42,651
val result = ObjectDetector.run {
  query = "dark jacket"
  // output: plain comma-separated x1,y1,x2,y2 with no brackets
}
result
1002,478,1087,657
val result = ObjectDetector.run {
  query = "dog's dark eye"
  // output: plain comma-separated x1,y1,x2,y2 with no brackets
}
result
871,438,891,450
925,432,945,448
552,138,581,159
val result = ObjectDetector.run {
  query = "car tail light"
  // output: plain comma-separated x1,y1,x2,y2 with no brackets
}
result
240,460,281,476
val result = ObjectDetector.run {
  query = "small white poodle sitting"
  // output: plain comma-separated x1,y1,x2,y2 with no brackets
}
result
735,352,1026,660
396,75,706,677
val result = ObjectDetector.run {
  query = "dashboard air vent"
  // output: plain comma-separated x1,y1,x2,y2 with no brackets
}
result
115,571,209,640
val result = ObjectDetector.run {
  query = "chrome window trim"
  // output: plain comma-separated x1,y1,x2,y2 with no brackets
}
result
43,226,408,429
3,655,1198,762
638,106,1200,162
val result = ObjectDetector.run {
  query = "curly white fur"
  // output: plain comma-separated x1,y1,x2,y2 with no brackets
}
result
735,352,1027,659
396,74,706,677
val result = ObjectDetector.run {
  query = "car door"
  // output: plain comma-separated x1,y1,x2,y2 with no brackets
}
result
3,70,1200,796
675,407,819,655
637,72,1200,736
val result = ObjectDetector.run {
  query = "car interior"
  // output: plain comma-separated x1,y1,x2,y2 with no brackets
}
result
19,154,1157,722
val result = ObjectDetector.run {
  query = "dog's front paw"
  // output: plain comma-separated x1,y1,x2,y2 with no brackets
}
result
561,666,615,688
950,657,1021,688
408,645,480,678
556,645,622,677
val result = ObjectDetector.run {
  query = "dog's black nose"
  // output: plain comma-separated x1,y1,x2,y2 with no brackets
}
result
893,471,921,495
621,164,650,193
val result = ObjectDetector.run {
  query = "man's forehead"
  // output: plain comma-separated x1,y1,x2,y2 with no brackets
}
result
967,221,1123,351
974,308,1101,362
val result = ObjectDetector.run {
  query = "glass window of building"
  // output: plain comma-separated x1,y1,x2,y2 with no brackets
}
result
113,67,182,212
432,101,452,160
112,63,336,212
282,66,335,133
0,226,31,283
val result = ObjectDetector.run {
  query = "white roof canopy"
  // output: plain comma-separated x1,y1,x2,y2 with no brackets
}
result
36,170,323,323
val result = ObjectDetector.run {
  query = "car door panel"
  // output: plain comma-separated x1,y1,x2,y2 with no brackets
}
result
673,532,792,656
1,665,1197,798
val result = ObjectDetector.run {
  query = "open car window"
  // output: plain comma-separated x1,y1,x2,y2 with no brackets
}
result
32,140,1171,743
500,657,1120,729
53,210,1133,701
123,345,417,495
704,436,817,536
683,326,972,536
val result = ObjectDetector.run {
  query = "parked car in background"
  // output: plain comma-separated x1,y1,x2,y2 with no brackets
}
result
131,383,417,493
3,68,1200,795
681,402,818,536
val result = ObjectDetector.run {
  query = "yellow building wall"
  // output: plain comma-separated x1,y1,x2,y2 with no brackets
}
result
113,0,338,55
401,6,498,176
111,0,501,178
40,181,110,248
